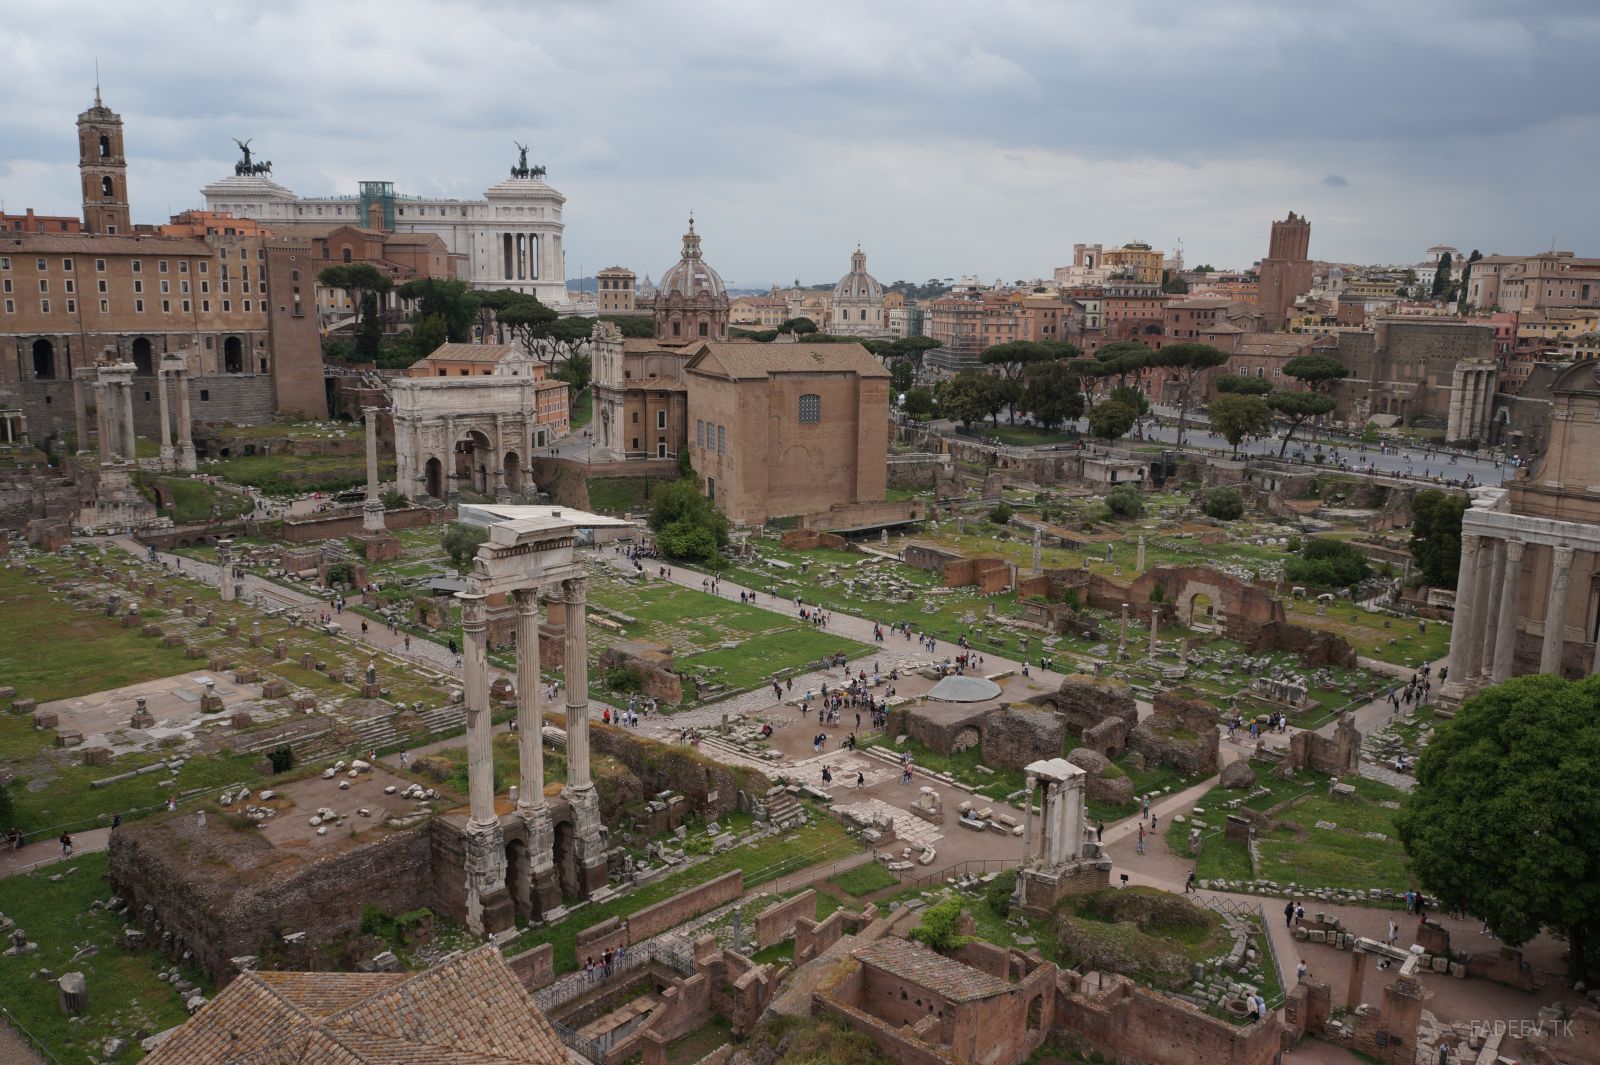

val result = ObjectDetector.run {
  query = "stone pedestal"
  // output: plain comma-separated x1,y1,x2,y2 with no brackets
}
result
519,805,563,918
360,533,402,562
566,784,610,897
462,820,515,936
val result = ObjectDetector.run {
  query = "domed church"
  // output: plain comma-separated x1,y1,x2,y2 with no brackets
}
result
653,217,730,344
829,247,889,338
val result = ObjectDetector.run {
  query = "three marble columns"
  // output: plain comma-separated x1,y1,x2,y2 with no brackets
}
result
1444,532,1582,701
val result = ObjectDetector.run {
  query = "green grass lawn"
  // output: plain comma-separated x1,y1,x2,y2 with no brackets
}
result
859,734,1026,803
140,474,253,524
522,813,859,973
827,862,898,896
210,451,392,496
960,424,1077,447
1171,771,1412,894
0,853,206,1063
586,475,675,517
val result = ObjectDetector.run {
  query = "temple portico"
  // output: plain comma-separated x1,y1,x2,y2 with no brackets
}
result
1440,362,1600,707
1014,758,1110,916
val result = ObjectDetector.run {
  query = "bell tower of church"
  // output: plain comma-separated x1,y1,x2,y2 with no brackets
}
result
78,87,131,234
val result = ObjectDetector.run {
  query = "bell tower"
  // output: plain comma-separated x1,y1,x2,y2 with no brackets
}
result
78,86,131,234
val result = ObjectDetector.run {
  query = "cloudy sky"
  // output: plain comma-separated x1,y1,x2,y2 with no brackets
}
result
4,1,1597,288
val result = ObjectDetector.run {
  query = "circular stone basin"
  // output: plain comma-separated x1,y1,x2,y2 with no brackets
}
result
926,675,1003,703
1224,998,1253,1018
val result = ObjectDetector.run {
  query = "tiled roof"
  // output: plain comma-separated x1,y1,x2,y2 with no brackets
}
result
421,343,517,363
1,233,214,255
143,947,568,1065
853,939,1011,1002
686,342,890,380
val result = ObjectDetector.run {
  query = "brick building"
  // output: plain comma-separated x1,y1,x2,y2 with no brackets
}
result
1257,211,1314,330
685,341,889,524
596,265,637,313
0,92,326,433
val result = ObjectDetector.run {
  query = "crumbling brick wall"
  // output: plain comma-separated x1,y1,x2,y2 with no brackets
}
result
781,529,850,552
980,706,1066,769
1127,692,1219,776
1240,619,1358,668
1053,970,1282,1065
1285,714,1360,775
1027,680,1137,756
754,889,817,949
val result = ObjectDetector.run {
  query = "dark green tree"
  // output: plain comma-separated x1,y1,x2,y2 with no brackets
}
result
1457,249,1483,312
909,895,968,951
778,316,818,335
938,373,995,429
1093,340,1154,389
1020,361,1084,431
1268,390,1339,457
979,340,1054,379
441,522,488,574
495,292,559,363
1087,398,1137,441
356,292,384,361
1431,251,1453,299
410,313,449,361
903,386,938,420
1285,538,1370,588
1109,385,1149,415
1214,373,1273,396
647,480,729,562
1397,674,1600,981
1408,489,1469,587
1203,486,1245,520
889,358,915,393
554,349,593,395
1283,353,1350,393
601,314,655,338
1151,342,1229,448
1105,483,1144,519
1207,393,1271,457
396,278,480,341
988,502,1013,525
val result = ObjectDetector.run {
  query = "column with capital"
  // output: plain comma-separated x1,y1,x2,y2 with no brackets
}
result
362,407,386,533
1478,540,1506,678
155,367,175,470
561,575,608,897
1021,775,1035,863
1440,533,1484,703
1539,546,1574,675
72,373,90,454
457,590,513,934
174,363,196,471
514,587,561,915
94,379,114,465
119,379,137,464
1490,540,1525,682
444,417,460,500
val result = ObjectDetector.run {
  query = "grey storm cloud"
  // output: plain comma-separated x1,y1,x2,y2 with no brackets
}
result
2,0,1597,283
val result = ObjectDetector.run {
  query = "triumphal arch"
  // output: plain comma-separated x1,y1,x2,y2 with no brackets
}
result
451,513,607,934
392,364,549,503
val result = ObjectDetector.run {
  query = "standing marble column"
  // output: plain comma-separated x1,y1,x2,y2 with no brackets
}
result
362,407,386,533
1148,610,1159,656
174,366,196,471
561,574,607,897
514,588,546,809
119,380,137,464
72,374,90,453
1117,603,1129,659
217,538,235,602
1136,534,1145,574
1465,534,1497,674
513,586,560,916
155,369,175,470
459,592,495,826
1490,540,1525,683
1021,775,1035,863
1539,546,1574,675
1443,534,1485,694
563,577,591,790
94,381,114,464
1031,527,1042,576
1478,540,1506,678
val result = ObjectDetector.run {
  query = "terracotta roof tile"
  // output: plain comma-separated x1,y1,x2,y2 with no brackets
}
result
143,946,567,1065
686,341,889,380
853,939,1011,1002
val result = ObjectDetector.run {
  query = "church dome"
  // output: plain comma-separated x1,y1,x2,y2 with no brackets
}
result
658,218,726,302
832,248,883,302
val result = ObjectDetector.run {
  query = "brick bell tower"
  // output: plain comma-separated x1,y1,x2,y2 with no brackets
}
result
78,86,131,234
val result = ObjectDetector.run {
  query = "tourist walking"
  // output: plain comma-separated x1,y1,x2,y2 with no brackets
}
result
59,831,72,857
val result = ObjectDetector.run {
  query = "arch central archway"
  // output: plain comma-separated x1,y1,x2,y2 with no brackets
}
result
455,429,492,495
424,456,444,499
503,451,522,493
1187,592,1215,631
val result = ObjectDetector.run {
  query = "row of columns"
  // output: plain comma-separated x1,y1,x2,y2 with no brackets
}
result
1019,771,1087,869
153,359,197,472
459,573,601,934
1445,533,1585,700
72,359,196,471
1446,364,1496,443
